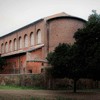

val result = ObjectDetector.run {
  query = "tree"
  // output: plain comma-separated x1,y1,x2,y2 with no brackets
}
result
46,43,85,92
74,10,100,81
46,11,100,92
46,43,71,78
67,44,87,92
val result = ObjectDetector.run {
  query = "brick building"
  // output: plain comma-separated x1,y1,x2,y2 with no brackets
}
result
0,12,86,74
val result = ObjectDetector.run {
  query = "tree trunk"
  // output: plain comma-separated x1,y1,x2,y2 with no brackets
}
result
48,79,51,89
95,80,99,88
73,79,77,93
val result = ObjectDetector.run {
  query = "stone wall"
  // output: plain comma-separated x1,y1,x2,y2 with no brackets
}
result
0,74,45,88
0,74,99,89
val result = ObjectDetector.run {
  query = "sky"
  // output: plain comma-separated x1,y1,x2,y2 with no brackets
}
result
0,0,100,37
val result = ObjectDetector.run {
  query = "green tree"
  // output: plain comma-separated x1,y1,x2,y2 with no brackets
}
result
46,11,100,92
67,44,87,92
46,43,71,78
74,10,100,81
46,43,84,92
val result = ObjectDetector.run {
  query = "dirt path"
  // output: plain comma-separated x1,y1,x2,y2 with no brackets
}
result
0,90,100,100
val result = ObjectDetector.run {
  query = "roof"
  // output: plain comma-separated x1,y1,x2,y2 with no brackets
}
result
47,16,86,23
27,59,47,63
44,12,86,22
0,12,86,38
1,44,44,57
44,12,69,20
0,18,43,39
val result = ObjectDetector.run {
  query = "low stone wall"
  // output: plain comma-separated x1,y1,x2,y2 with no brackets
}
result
0,74,100,89
0,74,45,88
46,78,100,89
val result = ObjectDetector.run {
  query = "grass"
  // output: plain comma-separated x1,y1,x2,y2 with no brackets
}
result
0,96,80,100
0,85,44,90
0,85,99,100
0,96,36,100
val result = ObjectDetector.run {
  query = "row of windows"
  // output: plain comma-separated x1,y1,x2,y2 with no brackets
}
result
1,30,42,53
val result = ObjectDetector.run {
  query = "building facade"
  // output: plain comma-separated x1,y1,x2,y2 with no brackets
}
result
0,12,86,74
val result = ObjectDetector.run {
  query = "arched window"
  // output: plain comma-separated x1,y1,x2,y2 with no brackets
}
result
19,37,22,49
1,43,4,53
14,38,17,50
9,40,12,51
37,29,42,44
24,34,28,47
30,32,34,46
5,42,8,53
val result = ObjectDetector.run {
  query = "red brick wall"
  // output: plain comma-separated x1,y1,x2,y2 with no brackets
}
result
1,48,43,74
0,20,45,74
2,54,26,74
0,16,85,74
27,62,42,73
48,18,85,52
31,48,43,59
0,20,45,54
4,56,19,74
26,48,43,73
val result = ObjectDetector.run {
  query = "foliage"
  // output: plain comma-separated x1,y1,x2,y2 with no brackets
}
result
46,11,100,92
0,85,44,90
46,43,83,92
67,44,86,79
46,43,71,78
74,10,100,80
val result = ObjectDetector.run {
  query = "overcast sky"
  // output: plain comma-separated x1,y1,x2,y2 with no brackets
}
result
0,0,100,36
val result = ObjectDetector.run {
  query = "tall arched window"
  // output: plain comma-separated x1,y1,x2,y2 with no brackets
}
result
19,37,22,49
5,42,8,53
9,40,12,51
1,43,4,53
30,32,34,46
24,34,28,47
37,29,42,44
14,38,17,50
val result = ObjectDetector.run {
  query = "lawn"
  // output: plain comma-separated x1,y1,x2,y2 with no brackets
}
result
0,85,44,90
0,85,100,100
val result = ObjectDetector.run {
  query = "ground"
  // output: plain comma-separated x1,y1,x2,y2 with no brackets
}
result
0,90,100,100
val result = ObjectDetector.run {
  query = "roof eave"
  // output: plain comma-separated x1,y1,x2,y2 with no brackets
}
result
0,19,44,39
47,16,86,23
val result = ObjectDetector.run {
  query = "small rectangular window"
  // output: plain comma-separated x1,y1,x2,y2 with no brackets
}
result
29,70,32,73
